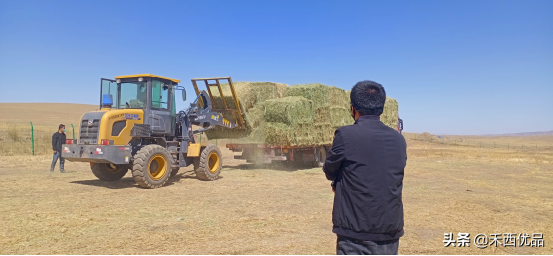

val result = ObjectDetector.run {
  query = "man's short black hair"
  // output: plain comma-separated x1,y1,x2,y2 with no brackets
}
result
350,80,386,116
59,124,65,130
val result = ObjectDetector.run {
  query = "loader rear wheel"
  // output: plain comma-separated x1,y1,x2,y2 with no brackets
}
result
91,163,128,181
132,145,172,189
194,144,222,181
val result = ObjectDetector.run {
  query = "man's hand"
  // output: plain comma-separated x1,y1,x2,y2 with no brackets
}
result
332,186,335,193
54,150,57,154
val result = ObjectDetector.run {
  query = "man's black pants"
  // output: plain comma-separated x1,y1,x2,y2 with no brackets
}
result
336,235,399,255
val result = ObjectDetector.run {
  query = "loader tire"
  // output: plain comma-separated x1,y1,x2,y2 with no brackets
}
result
132,145,172,189
194,144,222,181
91,163,128,181
170,167,180,177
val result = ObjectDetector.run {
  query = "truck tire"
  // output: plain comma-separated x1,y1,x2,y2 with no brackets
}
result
132,145,172,189
312,146,327,167
194,144,222,181
91,163,129,181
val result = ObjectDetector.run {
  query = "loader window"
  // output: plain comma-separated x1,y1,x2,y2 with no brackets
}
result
152,79,169,110
118,82,147,109
101,79,118,108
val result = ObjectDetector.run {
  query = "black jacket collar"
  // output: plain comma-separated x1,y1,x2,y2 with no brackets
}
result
355,115,380,124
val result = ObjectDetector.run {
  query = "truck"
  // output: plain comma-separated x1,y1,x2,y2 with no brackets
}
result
226,119,402,167
227,143,329,167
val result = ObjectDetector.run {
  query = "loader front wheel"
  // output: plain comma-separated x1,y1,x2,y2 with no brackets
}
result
132,145,172,188
170,167,180,177
194,144,222,181
91,163,128,181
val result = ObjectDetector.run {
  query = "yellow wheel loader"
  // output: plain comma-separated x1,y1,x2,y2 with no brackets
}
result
62,74,244,188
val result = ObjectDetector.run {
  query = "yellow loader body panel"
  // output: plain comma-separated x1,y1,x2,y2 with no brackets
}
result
97,108,144,145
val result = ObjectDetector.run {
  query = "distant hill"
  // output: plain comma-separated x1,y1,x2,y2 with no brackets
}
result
0,103,98,126
483,130,553,137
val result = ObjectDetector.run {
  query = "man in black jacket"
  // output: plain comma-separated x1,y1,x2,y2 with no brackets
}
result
323,80,407,255
51,124,67,173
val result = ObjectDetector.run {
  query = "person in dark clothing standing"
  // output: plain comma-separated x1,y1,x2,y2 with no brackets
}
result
51,124,67,173
398,117,403,134
323,80,407,255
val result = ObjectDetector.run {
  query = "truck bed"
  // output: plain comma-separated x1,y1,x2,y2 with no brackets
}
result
226,143,330,165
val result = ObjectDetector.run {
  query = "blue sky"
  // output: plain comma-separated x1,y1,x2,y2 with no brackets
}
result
0,0,551,135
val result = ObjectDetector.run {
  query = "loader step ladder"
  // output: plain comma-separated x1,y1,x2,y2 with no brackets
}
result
191,77,246,129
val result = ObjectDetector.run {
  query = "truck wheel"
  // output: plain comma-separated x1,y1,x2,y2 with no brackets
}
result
312,146,327,167
194,144,222,181
132,145,172,188
91,163,128,181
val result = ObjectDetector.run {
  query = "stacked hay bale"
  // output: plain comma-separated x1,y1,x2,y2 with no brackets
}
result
261,84,345,145
204,82,288,140
381,97,399,130
329,87,353,129
205,82,399,146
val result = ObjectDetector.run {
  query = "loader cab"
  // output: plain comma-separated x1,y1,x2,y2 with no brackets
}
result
100,74,182,135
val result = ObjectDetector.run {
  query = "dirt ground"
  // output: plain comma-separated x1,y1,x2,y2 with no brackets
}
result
1,138,551,255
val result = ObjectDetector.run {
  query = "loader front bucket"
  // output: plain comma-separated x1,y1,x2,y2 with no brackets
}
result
191,77,245,129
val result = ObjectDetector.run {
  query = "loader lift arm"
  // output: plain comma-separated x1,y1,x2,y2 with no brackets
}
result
177,91,235,136
174,78,241,165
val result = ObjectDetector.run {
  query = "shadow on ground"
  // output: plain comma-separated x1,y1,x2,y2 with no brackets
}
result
71,177,139,189
71,171,223,189
165,171,226,183
70,170,224,189
225,162,320,172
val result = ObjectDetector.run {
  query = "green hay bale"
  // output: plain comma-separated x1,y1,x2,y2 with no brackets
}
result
209,81,289,115
285,83,329,110
209,82,248,111
205,82,289,140
264,122,294,145
262,96,313,124
310,122,335,145
381,97,399,130
285,84,350,123
205,82,399,145
330,107,353,128
244,104,265,129
310,107,329,122
329,86,350,109
263,122,334,146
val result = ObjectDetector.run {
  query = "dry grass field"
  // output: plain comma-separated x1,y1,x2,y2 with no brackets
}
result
403,132,553,150
0,103,98,155
1,103,552,254
0,103,99,125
